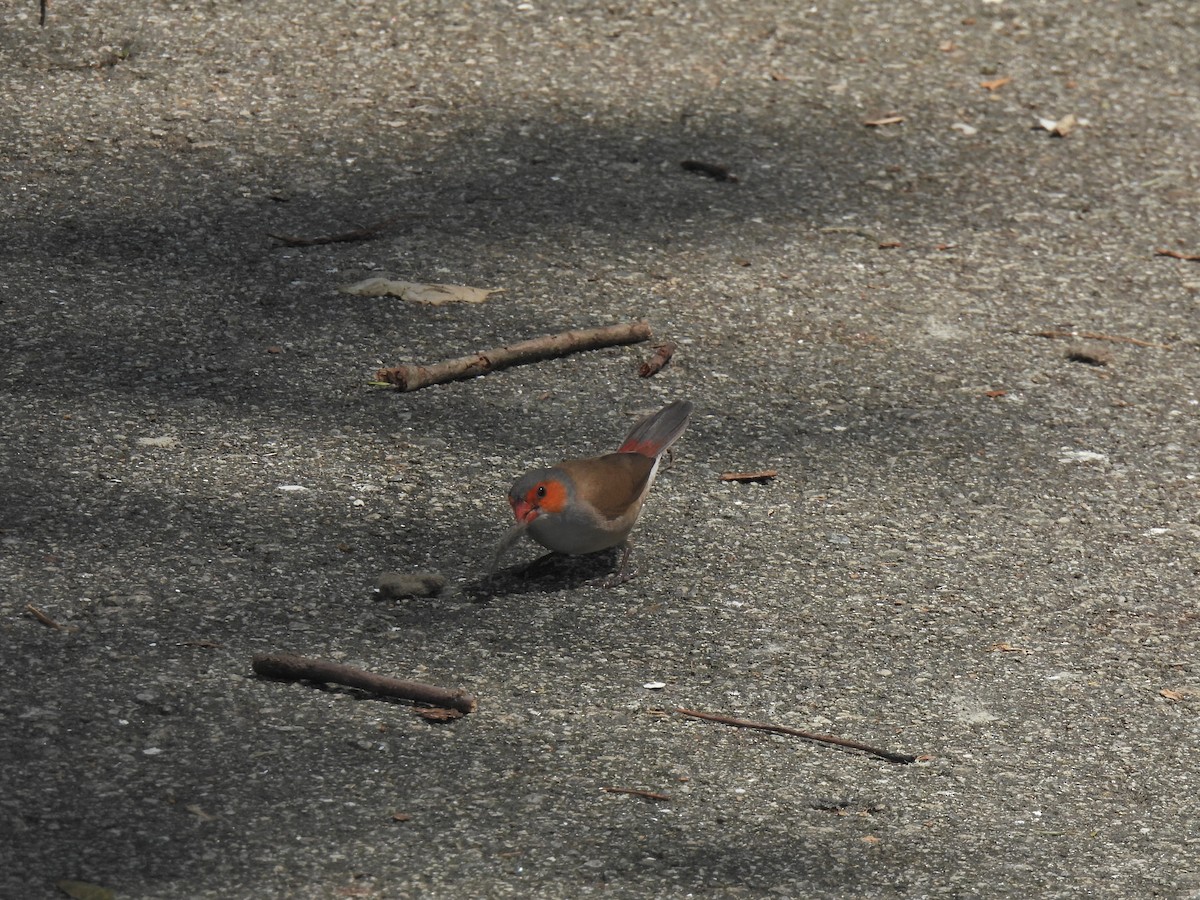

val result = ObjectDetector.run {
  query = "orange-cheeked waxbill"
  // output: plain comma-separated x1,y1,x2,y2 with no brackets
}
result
491,400,694,581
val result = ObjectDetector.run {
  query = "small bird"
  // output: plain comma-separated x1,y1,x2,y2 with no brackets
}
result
492,400,694,583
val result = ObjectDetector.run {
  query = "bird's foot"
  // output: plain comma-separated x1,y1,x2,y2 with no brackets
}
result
598,542,636,588
600,566,638,588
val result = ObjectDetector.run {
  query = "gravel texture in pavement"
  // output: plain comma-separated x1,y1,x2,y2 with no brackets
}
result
3,2,1199,898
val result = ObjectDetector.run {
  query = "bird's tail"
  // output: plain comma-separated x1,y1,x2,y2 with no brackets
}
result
617,400,694,458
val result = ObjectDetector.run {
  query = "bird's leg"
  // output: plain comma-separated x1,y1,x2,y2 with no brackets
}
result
602,541,638,587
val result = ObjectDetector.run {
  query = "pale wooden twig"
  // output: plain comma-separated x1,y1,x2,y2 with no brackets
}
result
376,321,652,392
676,707,917,765
252,653,477,715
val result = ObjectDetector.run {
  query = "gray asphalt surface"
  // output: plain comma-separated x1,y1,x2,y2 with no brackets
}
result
3,2,1199,898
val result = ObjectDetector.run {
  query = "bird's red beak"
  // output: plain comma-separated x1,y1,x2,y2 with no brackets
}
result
510,497,539,524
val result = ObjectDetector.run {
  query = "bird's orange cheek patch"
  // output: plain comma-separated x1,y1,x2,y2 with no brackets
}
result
538,480,568,514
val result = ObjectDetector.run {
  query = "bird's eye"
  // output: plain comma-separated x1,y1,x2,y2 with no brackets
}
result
536,484,547,498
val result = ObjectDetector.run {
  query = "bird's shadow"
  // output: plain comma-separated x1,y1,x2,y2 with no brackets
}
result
463,549,624,600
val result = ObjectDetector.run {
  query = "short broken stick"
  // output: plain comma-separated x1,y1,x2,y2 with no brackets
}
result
676,707,917,765
252,653,477,715
376,321,652,392
638,341,677,378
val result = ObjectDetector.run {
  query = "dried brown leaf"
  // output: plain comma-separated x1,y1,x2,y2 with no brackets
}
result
341,278,502,304
56,882,115,900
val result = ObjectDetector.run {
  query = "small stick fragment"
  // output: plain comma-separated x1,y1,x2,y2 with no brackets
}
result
681,160,738,182
638,341,677,377
1155,248,1200,261
252,653,477,715
676,707,917,765
720,470,778,483
1024,329,1170,350
603,787,671,802
863,115,905,127
26,603,62,629
268,216,398,247
376,321,652,392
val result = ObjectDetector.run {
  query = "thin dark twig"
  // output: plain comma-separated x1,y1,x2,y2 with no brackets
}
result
268,216,399,247
252,653,477,715
1021,329,1170,350
603,787,671,802
26,603,62,628
676,707,917,765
